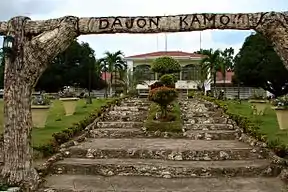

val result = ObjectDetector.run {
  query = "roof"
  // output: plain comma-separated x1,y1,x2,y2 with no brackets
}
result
125,51,205,59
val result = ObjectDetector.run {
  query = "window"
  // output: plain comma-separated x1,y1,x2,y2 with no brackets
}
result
182,64,201,80
134,65,155,80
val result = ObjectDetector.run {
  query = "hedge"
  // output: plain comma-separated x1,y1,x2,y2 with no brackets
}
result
201,95,288,158
33,96,126,157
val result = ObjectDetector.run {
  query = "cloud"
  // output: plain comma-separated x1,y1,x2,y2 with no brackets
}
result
0,0,287,57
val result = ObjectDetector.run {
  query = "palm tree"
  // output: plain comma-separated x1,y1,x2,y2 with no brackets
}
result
96,58,108,98
102,51,126,96
200,48,222,96
220,47,234,91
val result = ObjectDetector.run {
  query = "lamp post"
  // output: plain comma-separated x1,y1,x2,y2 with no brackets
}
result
2,35,15,57
86,53,93,104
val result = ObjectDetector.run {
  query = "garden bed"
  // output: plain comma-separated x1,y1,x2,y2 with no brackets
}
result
0,97,125,158
145,102,182,133
201,95,288,159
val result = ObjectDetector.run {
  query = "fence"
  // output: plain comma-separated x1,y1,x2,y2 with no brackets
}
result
212,87,267,99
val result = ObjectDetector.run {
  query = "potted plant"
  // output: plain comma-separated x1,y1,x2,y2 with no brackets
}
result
248,90,268,115
59,87,79,116
31,93,51,128
271,96,288,130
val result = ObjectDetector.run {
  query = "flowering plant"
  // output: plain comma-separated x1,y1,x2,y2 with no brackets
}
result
271,95,288,109
31,93,51,105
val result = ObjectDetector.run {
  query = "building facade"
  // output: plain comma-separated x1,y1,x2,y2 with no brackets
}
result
124,51,208,96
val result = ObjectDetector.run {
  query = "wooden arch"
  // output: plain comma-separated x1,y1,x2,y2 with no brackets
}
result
0,11,288,190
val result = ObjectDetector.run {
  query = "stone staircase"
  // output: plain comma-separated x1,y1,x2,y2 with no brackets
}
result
41,98,287,191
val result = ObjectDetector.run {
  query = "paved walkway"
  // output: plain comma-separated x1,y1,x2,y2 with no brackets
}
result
41,98,287,192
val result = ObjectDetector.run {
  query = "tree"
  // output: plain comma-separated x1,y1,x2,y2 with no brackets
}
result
234,33,288,97
33,40,106,92
220,47,234,91
102,51,126,95
198,49,222,95
96,58,109,97
0,49,4,88
149,56,180,119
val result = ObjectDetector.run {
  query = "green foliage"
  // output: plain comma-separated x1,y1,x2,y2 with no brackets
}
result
249,90,266,100
148,86,178,106
31,96,128,159
148,86,178,118
100,51,127,92
127,89,139,97
149,81,164,90
201,95,288,158
271,95,288,108
198,49,223,91
234,33,288,97
151,56,181,75
31,93,51,105
159,74,176,87
34,40,107,92
145,102,182,133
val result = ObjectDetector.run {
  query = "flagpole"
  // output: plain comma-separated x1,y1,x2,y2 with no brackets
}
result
200,31,202,50
164,13,167,52
156,35,159,51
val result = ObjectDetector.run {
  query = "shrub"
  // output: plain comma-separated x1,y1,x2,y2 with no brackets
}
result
159,74,176,87
151,56,181,75
31,93,51,105
149,81,164,90
32,96,128,157
148,86,178,118
202,95,288,158
127,89,139,97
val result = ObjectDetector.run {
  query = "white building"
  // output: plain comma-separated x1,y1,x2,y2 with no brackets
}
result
124,51,209,96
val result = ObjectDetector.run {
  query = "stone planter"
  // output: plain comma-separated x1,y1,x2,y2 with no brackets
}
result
248,100,268,115
31,105,50,128
272,106,288,130
59,97,79,116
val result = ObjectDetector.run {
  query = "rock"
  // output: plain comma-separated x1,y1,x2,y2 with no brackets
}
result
7,188,21,192
278,169,288,181
174,154,183,160
219,151,230,159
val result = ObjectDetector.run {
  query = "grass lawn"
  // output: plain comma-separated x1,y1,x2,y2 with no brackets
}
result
145,102,182,132
0,98,111,147
223,100,288,145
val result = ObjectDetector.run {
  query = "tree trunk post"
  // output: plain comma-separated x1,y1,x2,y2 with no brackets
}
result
1,16,78,191
1,16,39,190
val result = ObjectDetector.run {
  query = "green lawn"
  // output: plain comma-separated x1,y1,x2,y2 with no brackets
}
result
145,102,182,132
0,98,111,146
223,100,288,145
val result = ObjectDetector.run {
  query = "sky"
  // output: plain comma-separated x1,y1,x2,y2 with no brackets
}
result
0,0,287,58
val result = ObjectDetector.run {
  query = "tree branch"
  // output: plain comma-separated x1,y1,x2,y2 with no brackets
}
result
0,11,287,35
24,16,79,85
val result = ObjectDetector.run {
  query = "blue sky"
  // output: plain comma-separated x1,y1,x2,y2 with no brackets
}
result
0,0,287,57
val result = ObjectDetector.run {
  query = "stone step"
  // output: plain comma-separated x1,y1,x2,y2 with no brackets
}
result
121,102,150,107
66,138,264,160
89,128,237,140
113,106,148,111
89,128,145,138
183,117,229,124
41,175,287,192
183,123,234,131
52,158,280,177
187,111,224,118
96,121,143,128
184,130,237,140
104,114,146,122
